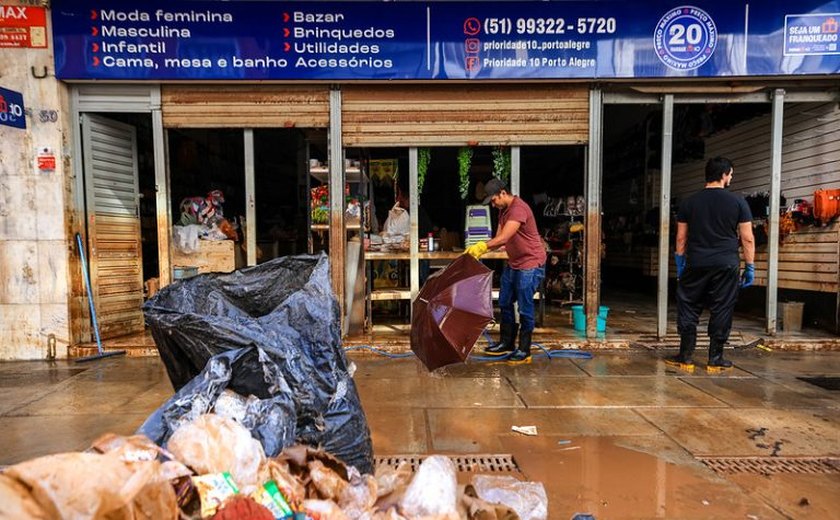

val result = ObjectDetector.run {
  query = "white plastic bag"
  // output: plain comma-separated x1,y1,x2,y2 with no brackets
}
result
166,414,266,494
399,455,459,519
173,224,201,254
471,475,548,520
383,203,410,236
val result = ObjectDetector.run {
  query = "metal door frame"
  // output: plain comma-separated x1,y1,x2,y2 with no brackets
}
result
601,88,838,338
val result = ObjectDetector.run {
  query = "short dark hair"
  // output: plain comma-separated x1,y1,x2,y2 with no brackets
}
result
705,156,733,183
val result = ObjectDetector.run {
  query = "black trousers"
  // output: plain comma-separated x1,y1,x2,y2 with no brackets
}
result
676,265,740,348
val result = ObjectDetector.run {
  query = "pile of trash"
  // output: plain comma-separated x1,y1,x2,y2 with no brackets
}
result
0,254,549,518
143,254,373,473
0,413,547,519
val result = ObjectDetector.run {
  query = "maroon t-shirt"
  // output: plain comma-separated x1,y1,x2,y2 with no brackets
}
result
499,197,546,269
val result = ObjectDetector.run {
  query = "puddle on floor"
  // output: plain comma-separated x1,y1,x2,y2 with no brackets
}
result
499,435,782,519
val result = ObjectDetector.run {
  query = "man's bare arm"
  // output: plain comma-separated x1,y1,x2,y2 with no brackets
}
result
738,221,755,264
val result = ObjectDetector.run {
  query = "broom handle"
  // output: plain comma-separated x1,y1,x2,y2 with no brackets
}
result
76,233,104,355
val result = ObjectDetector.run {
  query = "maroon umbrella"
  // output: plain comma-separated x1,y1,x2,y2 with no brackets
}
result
411,254,494,371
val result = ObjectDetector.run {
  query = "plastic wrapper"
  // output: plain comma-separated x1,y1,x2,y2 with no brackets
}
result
0,474,48,519
258,459,306,510
192,472,239,518
139,348,297,459
167,414,265,493
142,254,373,474
399,455,459,519
301,499,350,520
471,475,547,520
1,452,176,520
250,480,294,518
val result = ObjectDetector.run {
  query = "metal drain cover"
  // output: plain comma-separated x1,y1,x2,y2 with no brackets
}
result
699,457,840,475
375,454,521,474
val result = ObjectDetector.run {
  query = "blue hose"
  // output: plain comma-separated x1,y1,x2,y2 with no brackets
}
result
343,332,593,361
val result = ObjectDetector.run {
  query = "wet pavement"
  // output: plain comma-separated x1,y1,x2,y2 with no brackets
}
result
1,349,839,519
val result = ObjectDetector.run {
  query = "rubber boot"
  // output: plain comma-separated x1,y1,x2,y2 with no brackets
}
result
665,332,696,372
707,340,733,370
484,322,518,356
508,329,532,363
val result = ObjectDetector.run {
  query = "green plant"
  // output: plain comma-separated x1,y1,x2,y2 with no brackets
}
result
457,147,473,200
492,146,511,183
418,148,431,194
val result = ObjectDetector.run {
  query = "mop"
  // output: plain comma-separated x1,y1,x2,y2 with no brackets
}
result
75,232,126,362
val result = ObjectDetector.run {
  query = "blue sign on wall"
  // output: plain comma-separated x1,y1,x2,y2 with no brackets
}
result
0,87,26,129
51,1,840,80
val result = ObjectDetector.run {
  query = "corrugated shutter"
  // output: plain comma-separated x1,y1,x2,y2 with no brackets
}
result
672,102,840,294
161,85,330,128
75,85,157,113
342,84,589,146
81,114,145,338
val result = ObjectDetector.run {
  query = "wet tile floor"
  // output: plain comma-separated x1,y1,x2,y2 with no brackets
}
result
1,349,839,519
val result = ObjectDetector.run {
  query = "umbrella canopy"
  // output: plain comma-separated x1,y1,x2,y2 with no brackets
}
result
411,255,494,371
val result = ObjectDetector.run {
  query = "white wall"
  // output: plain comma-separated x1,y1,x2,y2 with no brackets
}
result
0,4,74,359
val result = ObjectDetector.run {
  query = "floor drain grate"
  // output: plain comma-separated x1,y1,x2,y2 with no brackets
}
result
700,457,840,475
375,454,520,474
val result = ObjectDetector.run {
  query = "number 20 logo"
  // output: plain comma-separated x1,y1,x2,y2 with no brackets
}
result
654,6,718,71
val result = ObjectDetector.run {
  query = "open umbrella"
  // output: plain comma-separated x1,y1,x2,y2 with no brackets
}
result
411,254,494,371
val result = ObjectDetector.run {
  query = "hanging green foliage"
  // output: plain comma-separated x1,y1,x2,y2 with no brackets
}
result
492,146,511,183
457,147,473,200
418,147,431,194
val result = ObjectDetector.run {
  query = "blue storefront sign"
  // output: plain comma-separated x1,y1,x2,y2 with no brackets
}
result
784,13,840,56
51,0,840,80
0,86,26,129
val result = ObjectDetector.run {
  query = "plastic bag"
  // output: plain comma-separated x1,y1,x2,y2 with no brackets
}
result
471,475,548,520
0,474,48,519
138,347,297,460
399,455,459,519
383,203,410,236
167,414,266,493
2,452,176,520
142,254,373,474
173,224,202,254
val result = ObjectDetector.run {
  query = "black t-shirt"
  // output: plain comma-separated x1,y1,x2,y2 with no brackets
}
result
677,188,752,268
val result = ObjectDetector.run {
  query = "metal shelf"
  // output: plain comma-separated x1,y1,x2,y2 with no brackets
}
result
309,167,364,183
370,288,411,301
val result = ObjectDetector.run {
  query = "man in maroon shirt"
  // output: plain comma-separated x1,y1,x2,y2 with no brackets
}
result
465,178,546,362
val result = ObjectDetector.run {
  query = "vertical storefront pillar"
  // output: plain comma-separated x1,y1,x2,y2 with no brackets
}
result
409,147,420,307
329,88,346,326
151,97,172,286
766,89,785,335
244,129,257,266
657,94,674,339
510,146,521,196
585,88,603,337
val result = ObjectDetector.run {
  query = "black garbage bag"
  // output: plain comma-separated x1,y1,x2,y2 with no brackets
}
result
139,346,297,457
141,253,373,473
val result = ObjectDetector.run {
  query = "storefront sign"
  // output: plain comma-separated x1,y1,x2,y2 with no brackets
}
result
51,1,840,80
0,5,48,48
784,13,840,56
0,86,26,129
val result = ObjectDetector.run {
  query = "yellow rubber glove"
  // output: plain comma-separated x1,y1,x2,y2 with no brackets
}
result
464,241,488,259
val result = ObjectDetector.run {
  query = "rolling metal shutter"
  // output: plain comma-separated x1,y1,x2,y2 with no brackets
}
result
81,114,145,338
161,85,330,128
342,84,589,147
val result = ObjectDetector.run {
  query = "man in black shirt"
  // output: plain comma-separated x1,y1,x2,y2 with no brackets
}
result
668,157,755,371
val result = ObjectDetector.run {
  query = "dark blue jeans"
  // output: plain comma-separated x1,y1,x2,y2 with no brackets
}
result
499,264,545,332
